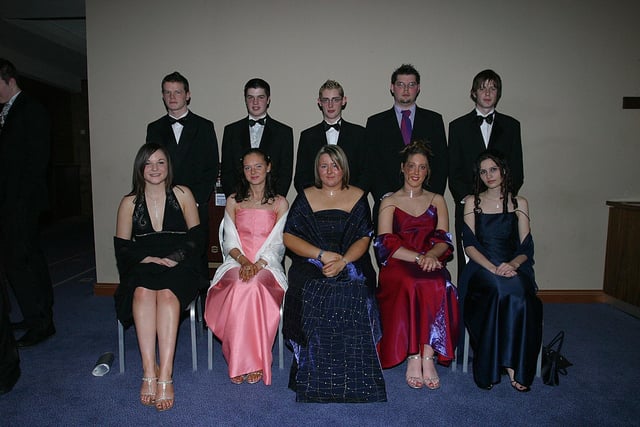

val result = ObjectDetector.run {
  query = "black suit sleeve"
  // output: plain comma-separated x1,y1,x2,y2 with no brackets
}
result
447,120,467,203
509,121,524,194
221,124,239,197
425,113,448,195
341,123,368,193
0,96,50,211
271,125,294,197
190,119,219,205
294,131,313,192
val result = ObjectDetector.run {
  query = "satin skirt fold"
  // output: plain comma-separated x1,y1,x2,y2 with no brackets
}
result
465,269,542,388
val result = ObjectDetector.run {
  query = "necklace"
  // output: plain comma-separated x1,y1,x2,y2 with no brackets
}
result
146,193,163,219
484,196,502,209
248,190,264,206
324,189,339,197
403,187,423,199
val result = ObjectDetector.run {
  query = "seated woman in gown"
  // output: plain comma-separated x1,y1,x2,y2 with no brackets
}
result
375,140,459,390
114,143,204,411
459,150,542,392
282,145,387,403
205,148,288,385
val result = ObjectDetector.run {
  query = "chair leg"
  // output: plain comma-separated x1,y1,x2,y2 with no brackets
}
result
118,320,125,373
190,299,197,372
278,305,284,370
451,348,458,372
536,344,542,378
207,328,213,371
463,328,470,373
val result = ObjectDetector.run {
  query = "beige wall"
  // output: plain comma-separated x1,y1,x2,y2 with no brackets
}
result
86,0,640,290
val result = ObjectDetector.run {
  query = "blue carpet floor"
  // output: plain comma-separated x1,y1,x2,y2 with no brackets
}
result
1,217,639,426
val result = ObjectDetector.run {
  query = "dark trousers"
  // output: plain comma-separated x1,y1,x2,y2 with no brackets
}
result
0,205,53,328
0,268,20,386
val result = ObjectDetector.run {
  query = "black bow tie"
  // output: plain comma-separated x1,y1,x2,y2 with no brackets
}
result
249,118,266,127
323,121,341,132
169,117,187,126
477,114,494,125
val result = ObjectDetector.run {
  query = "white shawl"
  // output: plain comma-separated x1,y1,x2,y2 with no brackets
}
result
209,209,288,291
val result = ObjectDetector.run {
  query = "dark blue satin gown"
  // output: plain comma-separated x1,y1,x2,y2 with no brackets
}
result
463,212,543,388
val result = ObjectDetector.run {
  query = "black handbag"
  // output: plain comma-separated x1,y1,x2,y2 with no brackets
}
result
541,330,573,386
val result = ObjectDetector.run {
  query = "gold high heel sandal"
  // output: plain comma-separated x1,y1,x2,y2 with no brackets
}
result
422,355,440,390
405,355,424,389
155,379,174,412
246,370,263,384
140,376,157,406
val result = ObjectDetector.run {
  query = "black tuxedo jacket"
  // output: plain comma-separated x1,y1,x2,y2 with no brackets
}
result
221,115,293,197
365,106,448,204
146,111,219,206
448,110,523,205
294,120,367,193
0,92,50,213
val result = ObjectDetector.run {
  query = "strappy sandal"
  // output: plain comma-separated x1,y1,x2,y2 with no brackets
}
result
510,379,531,393
422,355,440,390
230,375,246,385
405,355,424,389
506,368,530,392
140,376,157,406
155,379,174,412
246,370,263,384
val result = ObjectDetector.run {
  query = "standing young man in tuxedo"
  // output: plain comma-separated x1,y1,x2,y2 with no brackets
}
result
448,69,524,277
146,71,219,225
221,78,293,197
146,71,219,284
365,64,448,223
294,80,367,193
0,58,55,348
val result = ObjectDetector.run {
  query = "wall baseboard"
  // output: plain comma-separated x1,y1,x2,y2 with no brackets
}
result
94,283,118,296
95,283,606,303
536,289,608,304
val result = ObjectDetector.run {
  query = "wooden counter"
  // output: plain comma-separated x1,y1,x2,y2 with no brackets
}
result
603,201,640,307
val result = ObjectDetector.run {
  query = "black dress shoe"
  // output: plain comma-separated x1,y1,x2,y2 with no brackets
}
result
0,364,20,395
16,323,56,348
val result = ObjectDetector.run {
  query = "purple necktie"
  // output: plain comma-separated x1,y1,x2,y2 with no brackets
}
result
401,110,412,145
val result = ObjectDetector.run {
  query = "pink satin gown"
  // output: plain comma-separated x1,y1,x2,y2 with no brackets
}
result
205,209,285,384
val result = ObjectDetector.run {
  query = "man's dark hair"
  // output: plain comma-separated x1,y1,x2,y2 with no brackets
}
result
162,71,190,92
244,78,271,98
391,64,420,85
470,69,502,104
0,58,18,85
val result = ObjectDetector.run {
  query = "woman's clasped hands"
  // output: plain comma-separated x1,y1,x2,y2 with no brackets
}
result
416,253,442,272
319,250,346,278
494,262,518,277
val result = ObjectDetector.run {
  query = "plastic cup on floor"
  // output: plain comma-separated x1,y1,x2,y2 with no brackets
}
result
92,352,114,376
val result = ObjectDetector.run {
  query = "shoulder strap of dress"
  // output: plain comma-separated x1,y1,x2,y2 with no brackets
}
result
428,192,436,207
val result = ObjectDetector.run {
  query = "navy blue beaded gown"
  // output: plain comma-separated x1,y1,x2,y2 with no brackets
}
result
282,192,387,403
460,211,543,389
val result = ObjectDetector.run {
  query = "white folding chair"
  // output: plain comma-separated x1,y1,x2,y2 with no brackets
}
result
118,294,199,373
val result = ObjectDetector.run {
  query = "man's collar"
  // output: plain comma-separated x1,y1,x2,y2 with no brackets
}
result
168,110,189,120
394,104,416,113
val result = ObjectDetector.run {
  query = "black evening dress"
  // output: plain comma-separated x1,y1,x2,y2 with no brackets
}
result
114,189,204,328
460,211,543,388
